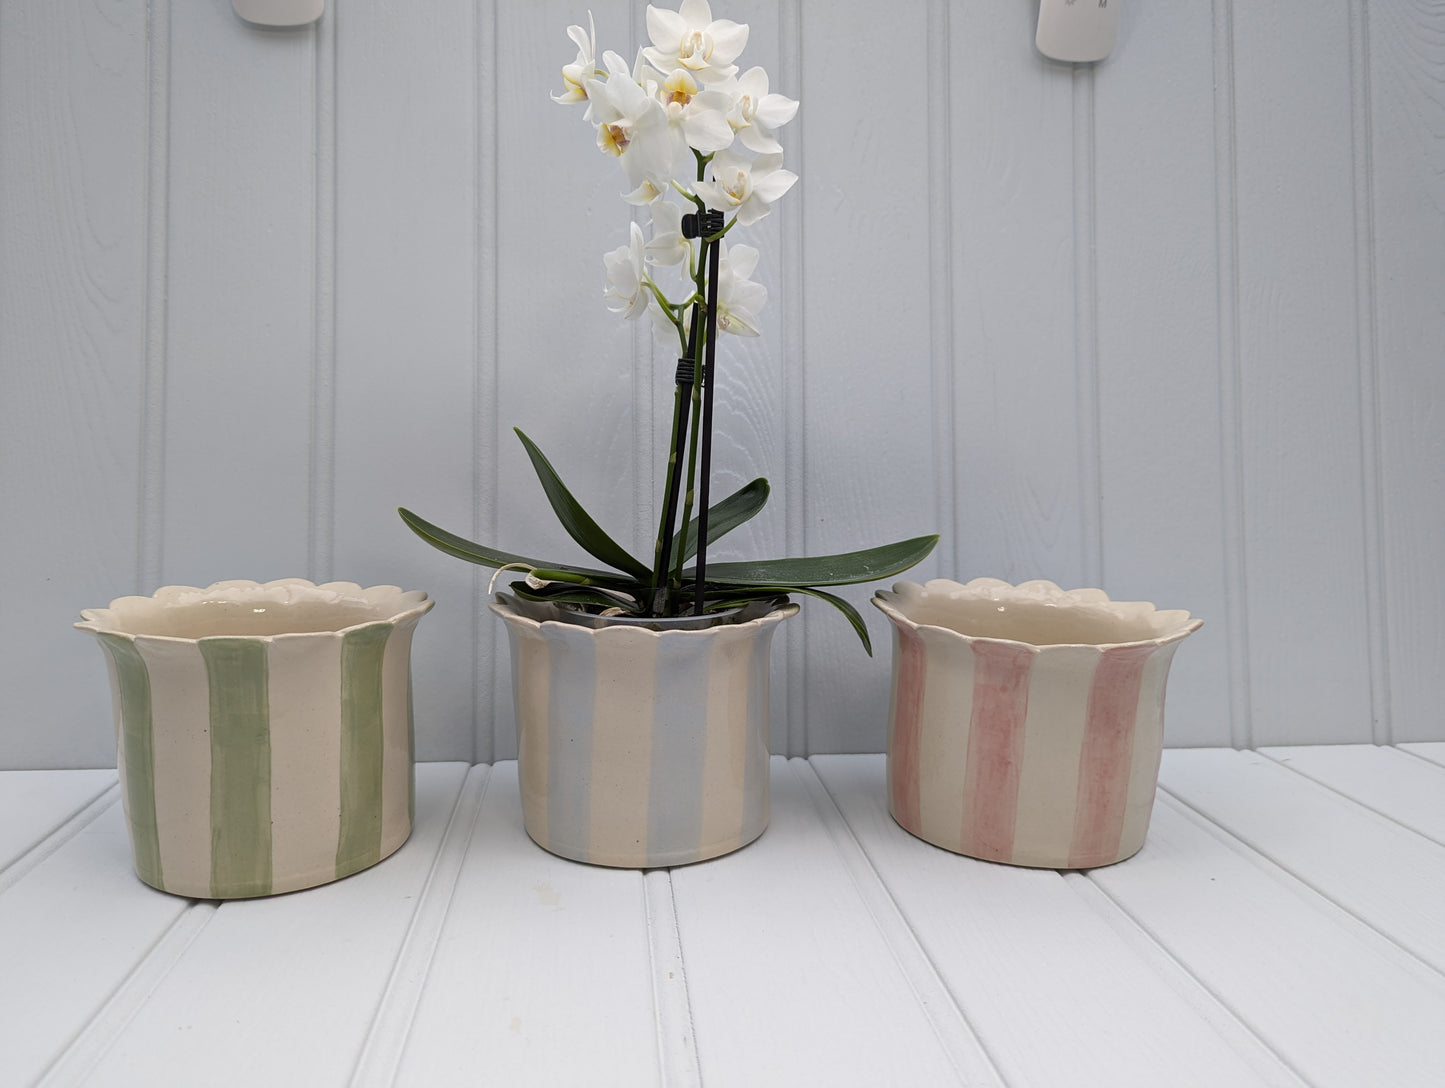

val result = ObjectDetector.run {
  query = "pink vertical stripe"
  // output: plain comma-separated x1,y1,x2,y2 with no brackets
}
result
961,642,1034,861
888,624,926,834
1069,644,1157,867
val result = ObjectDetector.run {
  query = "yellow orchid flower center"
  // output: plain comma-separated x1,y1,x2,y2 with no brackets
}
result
599,123,630,157
718,167,751,204
664,69,699,108
679,29,713,68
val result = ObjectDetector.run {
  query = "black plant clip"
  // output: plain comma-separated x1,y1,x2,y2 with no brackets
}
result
681,209,725,240
674,358,695,386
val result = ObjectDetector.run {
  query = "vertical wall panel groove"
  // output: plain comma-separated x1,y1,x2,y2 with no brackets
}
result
780,0,806,755
0,0,151,766
928,0,956,583
1213,0,1253,749
629,0,655,570
139,0,171,595
800,0,938,754
1233,1,1374,745
949,3,1080,594
491,1,638,759
1348,0,1392,746
333,0,481,762
1072,65,1103,590
1369,0,1445,742
1095,0,1233,745
310,7,337,585
163,6,318,586
478,0,500,763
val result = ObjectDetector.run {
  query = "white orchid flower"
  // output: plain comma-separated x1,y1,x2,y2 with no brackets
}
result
585,51,678,192
656,68,735,155
643,1,749,86
603,222,651,319
714,243,766,336
622,178,667,206
552,13,597,108
726,67,798,154
649,290,684,344
645,202,693,266
693,150,797,227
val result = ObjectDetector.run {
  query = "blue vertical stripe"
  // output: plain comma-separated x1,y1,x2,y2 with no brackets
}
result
740,622,776,844
545,624,597,860
646,631,714,861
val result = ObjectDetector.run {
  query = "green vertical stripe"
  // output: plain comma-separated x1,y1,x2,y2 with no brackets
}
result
406,653,416,827
98,634,164,889
338,623,391,876
201,638,272,898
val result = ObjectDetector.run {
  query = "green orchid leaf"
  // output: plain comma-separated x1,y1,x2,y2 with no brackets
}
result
681,477,770,562
710,584,874,655
514,428,652,581
397,507,632,584
507,581,645,614
693,534,939,588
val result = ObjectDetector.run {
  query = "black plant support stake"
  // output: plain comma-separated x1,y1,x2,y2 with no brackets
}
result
692,211,724,615
652,344,696,614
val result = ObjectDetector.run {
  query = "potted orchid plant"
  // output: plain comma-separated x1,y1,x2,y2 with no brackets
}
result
399,1,936,868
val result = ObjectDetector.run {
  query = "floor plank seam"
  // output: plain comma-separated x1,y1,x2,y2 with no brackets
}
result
1063,872,1310,1088
1155,786,1445,988
644,870,703,1088
34,901,219,1088
0,783,120,897
1256,747,1445,849
349,763,494,1087
796,758,1006,1088
1394,743,1445,771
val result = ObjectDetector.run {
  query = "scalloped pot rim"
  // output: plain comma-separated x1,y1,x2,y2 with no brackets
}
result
872,578,1202,651
75,578,434,644
489,596,800,639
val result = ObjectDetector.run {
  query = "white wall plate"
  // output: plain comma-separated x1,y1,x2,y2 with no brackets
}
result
1036,0,1121,63
233,0,324,28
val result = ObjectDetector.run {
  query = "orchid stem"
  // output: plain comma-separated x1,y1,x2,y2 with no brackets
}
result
651,303,701,613
671,332,705,602
693,229,722,614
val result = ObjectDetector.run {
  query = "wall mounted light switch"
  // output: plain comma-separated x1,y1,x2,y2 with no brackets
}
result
233,0,324,28
1035,0,1120,64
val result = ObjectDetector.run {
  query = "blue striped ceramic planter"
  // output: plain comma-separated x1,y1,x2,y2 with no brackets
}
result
76,579,433,898
492,597,799,868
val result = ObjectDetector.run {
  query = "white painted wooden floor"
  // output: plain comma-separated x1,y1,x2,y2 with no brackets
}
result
4,746,1444,1087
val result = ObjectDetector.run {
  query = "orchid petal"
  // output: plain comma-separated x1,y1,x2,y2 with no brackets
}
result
679,0,714,25
682,108,735,153
738,126,782,154
706,20,749,66
647,7,687,49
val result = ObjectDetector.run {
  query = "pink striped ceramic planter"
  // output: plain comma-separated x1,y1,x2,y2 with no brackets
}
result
492,596,798,868
76,579,433,898
873,579,1201,869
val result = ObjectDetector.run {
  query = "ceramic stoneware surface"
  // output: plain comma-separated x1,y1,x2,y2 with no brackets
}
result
872,578,1202,869
492,596,799,868
76,579,433,898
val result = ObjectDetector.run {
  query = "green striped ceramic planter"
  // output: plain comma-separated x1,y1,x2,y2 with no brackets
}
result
492,595,798,868
76,579,433,899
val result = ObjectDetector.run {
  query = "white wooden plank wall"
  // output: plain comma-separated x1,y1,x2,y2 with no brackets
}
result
1,0,1441,768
